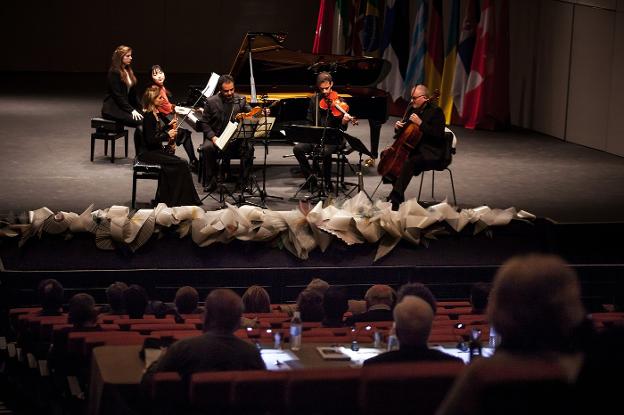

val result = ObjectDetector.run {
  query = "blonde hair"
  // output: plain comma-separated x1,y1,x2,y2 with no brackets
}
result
142,85,161,113
110,45,137,86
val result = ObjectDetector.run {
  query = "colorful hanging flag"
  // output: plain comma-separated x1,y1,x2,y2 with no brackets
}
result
378,0,411,102
424,0,444,93
451,0,479,121
403,0,427,99
313,0,335,54
360,0,382,55
439,0,460,124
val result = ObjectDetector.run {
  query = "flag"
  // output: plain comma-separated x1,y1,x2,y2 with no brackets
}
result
313,0,335,54
350,0,365,56
424,0,444,93
439,0,460,124
360,0,382,55
403,0,427,99
451,0,479,121
378,0,411,102
462,0,509,129
333,0,351,54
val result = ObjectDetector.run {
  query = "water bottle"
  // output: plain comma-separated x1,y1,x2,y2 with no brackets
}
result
373,331,382,348
488,325,500,349
386,334,399,351
469,328,482,363
289,311,302,351
273,331,282,350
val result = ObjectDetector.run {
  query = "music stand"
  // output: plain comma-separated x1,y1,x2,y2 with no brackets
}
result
339,132,375,201
229,118,263,207
286,125,345,202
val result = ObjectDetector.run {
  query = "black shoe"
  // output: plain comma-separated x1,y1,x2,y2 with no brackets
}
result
325,181,334,193
203,179,217,193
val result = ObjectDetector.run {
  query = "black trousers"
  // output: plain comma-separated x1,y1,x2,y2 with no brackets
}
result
201,139,254,184
293,142,339,183
388,153,427,205
175,128,198,163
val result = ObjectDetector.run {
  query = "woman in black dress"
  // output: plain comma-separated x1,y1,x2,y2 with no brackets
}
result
139,86,201,207
101,45,143,147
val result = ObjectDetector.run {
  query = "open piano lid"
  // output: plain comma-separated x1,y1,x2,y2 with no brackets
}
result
230,32,391,88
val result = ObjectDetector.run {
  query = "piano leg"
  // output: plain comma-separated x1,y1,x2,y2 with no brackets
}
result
369,119,382,158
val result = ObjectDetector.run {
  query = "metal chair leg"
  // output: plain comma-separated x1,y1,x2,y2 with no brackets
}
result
131,172,138,209
447,168,457,206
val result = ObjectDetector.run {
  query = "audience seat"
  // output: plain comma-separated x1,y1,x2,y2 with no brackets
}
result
190,371,237,412
128,323,197,334
286,367,360,414
360,361,465,415
231,370,289,414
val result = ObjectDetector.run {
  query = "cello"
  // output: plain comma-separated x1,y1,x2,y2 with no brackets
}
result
377,90,439,182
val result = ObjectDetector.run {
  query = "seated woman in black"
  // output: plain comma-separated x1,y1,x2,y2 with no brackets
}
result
101,45,143,145
139,86,201,207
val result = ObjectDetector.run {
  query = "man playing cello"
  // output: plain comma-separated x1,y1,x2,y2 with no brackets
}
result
385,84,445,210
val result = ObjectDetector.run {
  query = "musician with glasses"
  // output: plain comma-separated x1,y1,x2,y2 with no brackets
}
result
293,72,353,193
198,75,254,193
386,84,445,210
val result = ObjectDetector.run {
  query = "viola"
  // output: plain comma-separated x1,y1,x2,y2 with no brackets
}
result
377,90,440,182
319,91,358,125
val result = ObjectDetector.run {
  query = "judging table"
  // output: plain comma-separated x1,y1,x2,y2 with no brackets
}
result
87,342,381,415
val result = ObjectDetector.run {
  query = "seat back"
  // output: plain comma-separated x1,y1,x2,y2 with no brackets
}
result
361,361,465,415
287,367,361,414
437,131,455,170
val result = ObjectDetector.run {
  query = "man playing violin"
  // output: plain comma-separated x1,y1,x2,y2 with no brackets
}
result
199,74,255,192
387,84,445,210
293,71,354,193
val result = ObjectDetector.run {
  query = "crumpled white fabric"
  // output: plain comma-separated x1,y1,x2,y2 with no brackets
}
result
16,194,533,261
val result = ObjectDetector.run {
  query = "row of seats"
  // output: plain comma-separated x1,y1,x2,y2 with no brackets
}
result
147,361,466,415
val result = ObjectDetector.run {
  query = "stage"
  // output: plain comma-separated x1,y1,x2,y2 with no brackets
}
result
1,72,623,307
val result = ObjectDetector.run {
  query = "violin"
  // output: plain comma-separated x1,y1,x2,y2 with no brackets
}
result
235,106,263,120
377,90,440,182
163,106,177,155
319,91,358,125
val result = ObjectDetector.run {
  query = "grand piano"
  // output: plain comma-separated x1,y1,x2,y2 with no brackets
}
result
186,32,391,157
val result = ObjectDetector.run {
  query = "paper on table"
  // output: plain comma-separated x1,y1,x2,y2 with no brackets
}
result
215,121,239,150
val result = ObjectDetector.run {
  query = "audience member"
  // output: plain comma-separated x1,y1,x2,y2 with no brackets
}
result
124,284,149,318
436,254,587,415
397,282,437,314
68,293,100,330
345,284,395,325
364,296,463,366
306,278,330,297
102,281,127,315
175,286,201,315
242,285,271,314
322,286,349,327
469,282,491,315
297,289,324,322
141,289,265,383
36,278,64,316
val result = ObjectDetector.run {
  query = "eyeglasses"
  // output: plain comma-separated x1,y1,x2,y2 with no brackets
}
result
411,94,426,100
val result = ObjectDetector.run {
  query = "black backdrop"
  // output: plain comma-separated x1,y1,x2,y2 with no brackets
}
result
1,0,318,74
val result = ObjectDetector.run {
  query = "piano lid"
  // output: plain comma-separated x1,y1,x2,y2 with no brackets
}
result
230,32,391,89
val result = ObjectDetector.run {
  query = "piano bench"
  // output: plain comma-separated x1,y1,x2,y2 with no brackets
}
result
132,159,162,209
90,118,128,163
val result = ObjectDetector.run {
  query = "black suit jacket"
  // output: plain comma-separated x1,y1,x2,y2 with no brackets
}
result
363,345,464,366
399,103,446,164
101,70,140,120
199,93,252,140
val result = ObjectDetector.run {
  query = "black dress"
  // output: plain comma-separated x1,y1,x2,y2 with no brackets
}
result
139,112,201,206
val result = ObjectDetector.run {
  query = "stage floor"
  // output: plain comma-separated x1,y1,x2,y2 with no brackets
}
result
1,72,624,223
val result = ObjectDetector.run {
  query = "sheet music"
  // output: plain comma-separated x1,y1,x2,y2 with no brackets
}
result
215,121,239,150
253,116,276,138
202,72,220,98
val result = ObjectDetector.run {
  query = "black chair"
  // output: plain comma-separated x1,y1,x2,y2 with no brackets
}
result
90,118,128,163
131,159,162,209
417,129,457,206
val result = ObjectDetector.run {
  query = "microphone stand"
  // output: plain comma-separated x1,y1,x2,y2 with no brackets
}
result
254,95,283,206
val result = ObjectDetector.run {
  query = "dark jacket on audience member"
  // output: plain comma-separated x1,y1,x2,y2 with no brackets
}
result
142,331,265,381
363,345,463,366
345,307,393,325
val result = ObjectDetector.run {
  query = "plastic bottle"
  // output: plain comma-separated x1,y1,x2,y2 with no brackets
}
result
373,330,382,348
289,311,302,351
386,334,399,351
488,325,500,349
273,331,282,350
